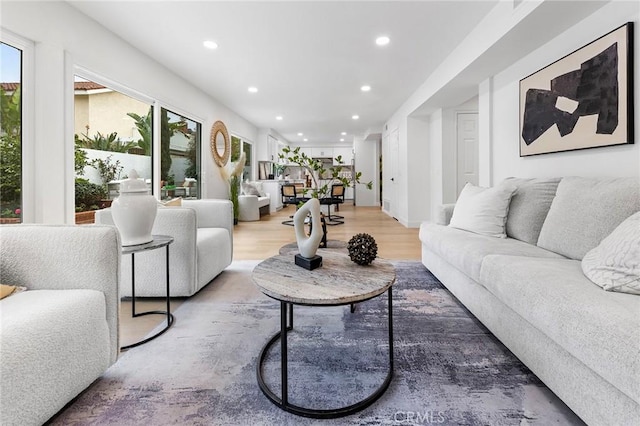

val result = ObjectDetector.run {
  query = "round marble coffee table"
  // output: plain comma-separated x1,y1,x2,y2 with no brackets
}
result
278,239,347,255
252,250,396,418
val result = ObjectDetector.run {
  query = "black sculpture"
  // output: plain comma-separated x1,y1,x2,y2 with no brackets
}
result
347,233,378,266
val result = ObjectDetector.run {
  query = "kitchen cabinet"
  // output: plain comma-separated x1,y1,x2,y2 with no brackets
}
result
267,136,278,162
260,181,283,213
345,186,354,200
311,147,333,158
332,147,353,165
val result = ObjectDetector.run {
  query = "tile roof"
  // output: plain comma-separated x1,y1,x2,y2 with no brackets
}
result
74,81,107,90
1,82,108,91
0,82,20,91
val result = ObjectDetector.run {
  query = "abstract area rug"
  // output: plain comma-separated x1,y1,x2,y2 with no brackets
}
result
50,261,583,425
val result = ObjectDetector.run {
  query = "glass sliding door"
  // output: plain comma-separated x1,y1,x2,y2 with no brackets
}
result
160,108,201,200
74,77,153,217
0,42,22,223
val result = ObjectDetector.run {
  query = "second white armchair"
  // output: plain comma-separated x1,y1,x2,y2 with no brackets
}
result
96,198,233,297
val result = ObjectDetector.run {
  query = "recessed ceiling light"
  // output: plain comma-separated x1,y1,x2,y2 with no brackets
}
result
375,36,390,46
361,85,371,92
303,138,308,142
203,40,218,50
352,115,359,120
340,138,344,142
276,116,283,120
248,86,258,93
341,132,347,136
297,132,303,136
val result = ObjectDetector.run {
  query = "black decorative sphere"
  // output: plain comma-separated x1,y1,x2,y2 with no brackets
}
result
347,233,378,265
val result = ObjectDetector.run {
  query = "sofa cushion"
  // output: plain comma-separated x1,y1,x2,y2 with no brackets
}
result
537,177,640,260
0,284,26,299
242,181,261,196
449,182,517,238
419,222,564,281
503,177,561,245
582,211,640,295
479,255,640,404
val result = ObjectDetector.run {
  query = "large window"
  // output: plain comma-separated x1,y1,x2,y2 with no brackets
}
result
0,42,22,223
160,108,201,200
74,77,153,216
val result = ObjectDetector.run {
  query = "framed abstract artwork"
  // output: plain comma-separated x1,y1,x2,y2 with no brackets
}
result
519,22,634,156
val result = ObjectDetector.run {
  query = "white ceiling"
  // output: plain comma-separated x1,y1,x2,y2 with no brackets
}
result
68,1,498,145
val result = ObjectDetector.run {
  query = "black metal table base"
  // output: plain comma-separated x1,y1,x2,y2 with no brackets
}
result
256,288,393,419
121,243,175,350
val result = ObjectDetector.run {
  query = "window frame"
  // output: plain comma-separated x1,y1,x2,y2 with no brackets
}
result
1,30,34,223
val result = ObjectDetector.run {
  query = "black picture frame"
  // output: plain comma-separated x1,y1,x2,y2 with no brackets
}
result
519,22,634,157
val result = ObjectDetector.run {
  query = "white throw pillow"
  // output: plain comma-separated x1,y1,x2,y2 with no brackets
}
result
449,182,517,238
242,181,261,196
581,211,640,295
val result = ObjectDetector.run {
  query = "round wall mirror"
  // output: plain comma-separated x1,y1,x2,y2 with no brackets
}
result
210,120,230,167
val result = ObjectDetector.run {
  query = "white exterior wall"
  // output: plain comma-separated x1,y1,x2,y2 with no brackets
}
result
1,1,257,224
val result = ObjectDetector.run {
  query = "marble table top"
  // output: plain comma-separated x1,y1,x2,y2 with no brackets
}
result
252,251,396,306
278,240,347,255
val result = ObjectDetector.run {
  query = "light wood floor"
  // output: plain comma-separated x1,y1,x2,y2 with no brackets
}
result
119,202,421,350
234,201,421,260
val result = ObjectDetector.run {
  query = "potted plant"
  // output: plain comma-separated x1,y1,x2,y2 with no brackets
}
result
220,152,246,225
90,155,124,204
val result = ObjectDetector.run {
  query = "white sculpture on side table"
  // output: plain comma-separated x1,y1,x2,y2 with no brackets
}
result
293,198,323,269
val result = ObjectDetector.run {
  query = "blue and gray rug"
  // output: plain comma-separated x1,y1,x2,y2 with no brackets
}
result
49,261,583,425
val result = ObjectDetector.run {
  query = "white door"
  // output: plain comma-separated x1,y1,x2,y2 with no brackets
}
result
389,128,400,219
456,113,479,195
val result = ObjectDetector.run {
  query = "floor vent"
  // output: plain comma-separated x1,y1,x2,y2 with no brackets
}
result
383,200,390,212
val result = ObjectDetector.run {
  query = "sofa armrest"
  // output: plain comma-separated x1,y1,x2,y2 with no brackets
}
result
0,224,121,362
437,203,456,225
182,199,233,229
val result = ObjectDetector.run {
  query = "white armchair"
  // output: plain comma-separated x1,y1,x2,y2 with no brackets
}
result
0,224,120,425
96,198,233,297
238,193,271,221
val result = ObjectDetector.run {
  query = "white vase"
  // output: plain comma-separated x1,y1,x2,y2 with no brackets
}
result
111,170,157,246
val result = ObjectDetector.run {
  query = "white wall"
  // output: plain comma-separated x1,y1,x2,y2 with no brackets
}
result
384,0,639,227
407,117,431,226
1,1,258,224
489,1,639,181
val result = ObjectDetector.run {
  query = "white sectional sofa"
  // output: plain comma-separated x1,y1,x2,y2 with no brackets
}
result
96,198,233,297
0,225,120,426
419,177,639,426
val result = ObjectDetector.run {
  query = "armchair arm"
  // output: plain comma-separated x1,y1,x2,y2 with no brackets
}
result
182,199,233,230
436,203,456,226
238,195,259,222
0,224,121,362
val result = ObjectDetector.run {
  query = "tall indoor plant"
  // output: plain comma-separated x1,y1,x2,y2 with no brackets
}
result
220,152,246,224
